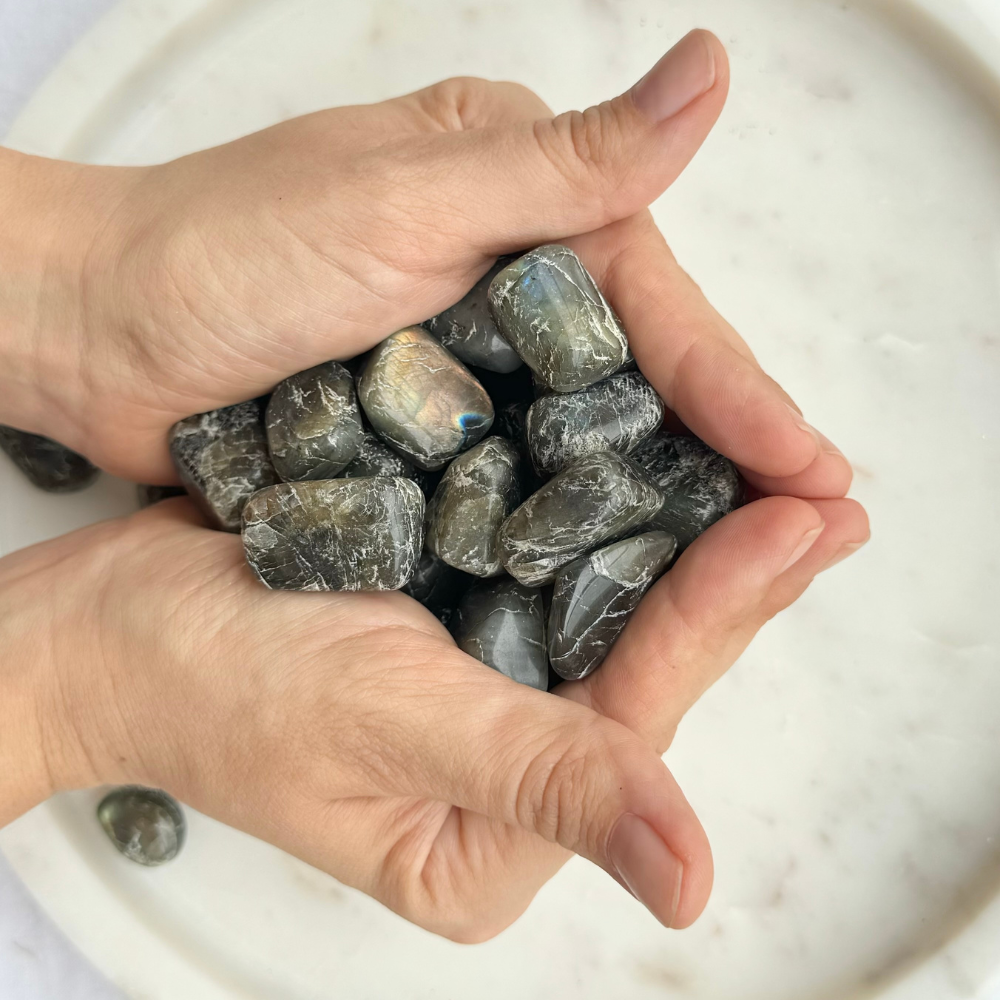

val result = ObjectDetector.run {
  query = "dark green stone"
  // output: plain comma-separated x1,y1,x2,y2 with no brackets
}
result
0,426,99,493
549,532,677,681
488,245,630,393
266,361,363,481
497,451,664,587
450,577,548,689
96,786,186,867
525,370,664,476
169,400,279,532
357,326,494,471
425,437,521,578
242,477,424,591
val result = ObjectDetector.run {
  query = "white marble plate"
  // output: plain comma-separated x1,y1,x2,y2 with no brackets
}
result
3,0,1000,997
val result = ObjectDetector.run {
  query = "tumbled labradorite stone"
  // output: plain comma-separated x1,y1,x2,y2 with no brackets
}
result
526,370,664,476
358,326,494,471
450,577,548,690
488,245,630,393
401,548,473,624
137,484,187,507
425,437,521,578
497,451,664,587
0,426,99,493
169,400,279,532
425,258,523,373
339,428,434,494
632,432,743,550
243,477,424,591
266,361,363,482
97,786,186,867
549,531,678,682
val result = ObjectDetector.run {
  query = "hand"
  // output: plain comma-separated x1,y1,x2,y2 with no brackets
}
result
0,487,865,940
1,30,850,502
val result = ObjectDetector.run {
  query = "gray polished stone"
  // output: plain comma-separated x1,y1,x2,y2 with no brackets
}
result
242,477,424,591
488,245,630,393
631,431,743,549
549,531,677,681
425,258,523,373
358,326,494,471
425,437,521,578
137,484,187,507
497,451,664,587
339,427,434,494
450,577,548,689
266,361,363,482
169,400,279,532
401,548,473,624
526,370,664,476
0,426,99,493
96,786,186,867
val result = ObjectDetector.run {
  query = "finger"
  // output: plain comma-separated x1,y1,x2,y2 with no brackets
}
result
344,644,713,929
565,212,853,491
565,497,870,749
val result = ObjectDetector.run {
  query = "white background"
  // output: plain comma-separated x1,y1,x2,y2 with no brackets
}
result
0,2,123,995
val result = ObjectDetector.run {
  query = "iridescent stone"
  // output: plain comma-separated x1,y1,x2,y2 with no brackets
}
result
0,426,99,493
96,786,186,867
488,245,630,393
425,437,521,578
265,361,363,482
497,451,664,587
169,400,279,532
632,432,743,549
242,477,424,591
339,428,434,494
450,577,548,689
401,548,473,624
425,258,523,373
357,326,494,471
548,531,678,681
137,484,187,507
525,370,664,476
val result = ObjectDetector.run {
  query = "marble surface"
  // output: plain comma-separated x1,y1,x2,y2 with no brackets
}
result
3,1,1000,998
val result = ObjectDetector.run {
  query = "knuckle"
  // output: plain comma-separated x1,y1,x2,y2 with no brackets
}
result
421,75,494,129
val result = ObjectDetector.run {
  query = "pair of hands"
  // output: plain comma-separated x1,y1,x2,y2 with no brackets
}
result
0,30,868,939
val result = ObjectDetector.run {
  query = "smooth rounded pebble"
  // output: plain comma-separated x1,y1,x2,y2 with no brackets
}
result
0,426,99,493
97,786,186,867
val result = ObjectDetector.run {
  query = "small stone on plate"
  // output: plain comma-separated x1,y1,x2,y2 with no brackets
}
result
266,361,363,481
488,245,630,393
450,576,548,689
549,531,677,681
357,326,494,471
425,437,521,578
96,786,186,867
169,400,279,532
526,370,664,476
137,484,187,507
242,477,424,591
0,426,99,493
631,431,743,549
425,258,523,373
497,451,664,587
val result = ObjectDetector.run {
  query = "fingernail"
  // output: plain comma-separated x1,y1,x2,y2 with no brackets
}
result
630,30,717,122
785,403,822,451
608,814,684,928
816,430,848,463
820,539,868,573
779,524,825,574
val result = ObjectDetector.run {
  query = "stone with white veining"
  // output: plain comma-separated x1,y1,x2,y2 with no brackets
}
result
242,477,424,591
488,245,630,393
265,361,363,482
0,426,99,493
526,370,664,476
357,326,494,471
549,531,677,681
96,786,186,867
450,576,548,689
497,451,664,587
632,431,743,549
168,400,279,532
425,437,521,577
339,427,435,494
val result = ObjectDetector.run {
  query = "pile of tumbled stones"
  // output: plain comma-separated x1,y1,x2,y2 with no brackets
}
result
0,244,742,866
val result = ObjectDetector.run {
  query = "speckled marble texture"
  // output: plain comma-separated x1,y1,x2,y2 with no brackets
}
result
0,426,99,493
242,477,424,591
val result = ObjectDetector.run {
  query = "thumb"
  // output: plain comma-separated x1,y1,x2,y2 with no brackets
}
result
418,29,728,251
390,660,713,929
